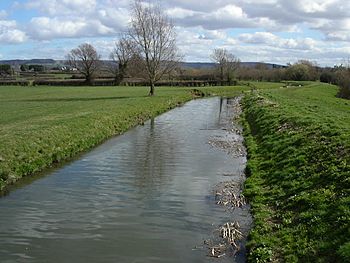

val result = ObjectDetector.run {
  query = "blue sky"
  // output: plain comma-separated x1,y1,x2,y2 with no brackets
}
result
1,0,350,66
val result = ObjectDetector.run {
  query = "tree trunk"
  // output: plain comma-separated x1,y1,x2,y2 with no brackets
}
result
86,74,93,86
227,74,232,86
114,76,121,86
220,66,225,86
149,81,155,96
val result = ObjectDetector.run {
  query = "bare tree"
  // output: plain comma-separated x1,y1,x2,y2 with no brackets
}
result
211,48,227,84
128,0,180,95
226,53,240,85
211,48,240,85
109,35,135,85
67,43,101,85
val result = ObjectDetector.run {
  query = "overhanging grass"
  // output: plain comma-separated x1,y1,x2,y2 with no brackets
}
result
242,83,350,262
0,85,250,192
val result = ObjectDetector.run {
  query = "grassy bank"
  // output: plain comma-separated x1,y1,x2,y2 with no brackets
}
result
242,83,350,262
0,85,250,192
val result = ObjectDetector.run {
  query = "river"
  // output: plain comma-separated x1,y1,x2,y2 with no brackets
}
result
0,97,251,263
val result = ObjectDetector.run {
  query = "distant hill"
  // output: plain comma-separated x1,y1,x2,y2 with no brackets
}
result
240,62,287,69
0,59,287,69
181,62,287,69
181,62,215,69
0,59,56,66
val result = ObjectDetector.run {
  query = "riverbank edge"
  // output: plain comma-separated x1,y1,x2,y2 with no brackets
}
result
241,90,350,262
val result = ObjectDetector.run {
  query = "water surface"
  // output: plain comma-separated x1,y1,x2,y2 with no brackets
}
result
0,97,251,263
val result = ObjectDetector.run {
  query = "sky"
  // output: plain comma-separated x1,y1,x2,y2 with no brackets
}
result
0,0,350,66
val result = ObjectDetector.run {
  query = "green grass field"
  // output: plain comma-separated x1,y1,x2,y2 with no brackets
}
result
0,85,250,191
243,83,350,262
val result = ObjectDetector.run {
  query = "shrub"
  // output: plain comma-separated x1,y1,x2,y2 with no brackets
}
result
28,64,45,72
336,70,350,99
320,71,335,84
286,64,310,81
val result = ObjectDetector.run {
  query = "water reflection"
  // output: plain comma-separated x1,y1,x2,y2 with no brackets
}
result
0,97,251,263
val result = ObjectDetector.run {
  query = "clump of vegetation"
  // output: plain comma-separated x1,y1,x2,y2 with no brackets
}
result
336,69,350,99
206,222,244,258
242,83,350,262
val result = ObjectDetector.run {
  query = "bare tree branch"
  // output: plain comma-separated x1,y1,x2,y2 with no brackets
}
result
66,43,101,85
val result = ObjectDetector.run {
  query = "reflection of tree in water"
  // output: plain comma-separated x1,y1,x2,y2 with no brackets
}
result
218,98,235,128
219,97,223,115
127,117,179,196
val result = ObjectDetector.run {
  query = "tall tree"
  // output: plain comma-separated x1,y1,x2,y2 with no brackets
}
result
211,48,240,85
109,36,135,85
225,53,240,85
128,0,180,96
67,43,101,85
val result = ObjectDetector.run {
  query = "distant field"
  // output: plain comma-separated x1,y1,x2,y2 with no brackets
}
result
0,85,253,191
243,83,350,262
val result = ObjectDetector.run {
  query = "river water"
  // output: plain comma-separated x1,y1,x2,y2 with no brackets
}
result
0,97,251,263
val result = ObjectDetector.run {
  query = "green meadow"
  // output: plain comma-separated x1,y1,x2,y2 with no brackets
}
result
243,83,350,262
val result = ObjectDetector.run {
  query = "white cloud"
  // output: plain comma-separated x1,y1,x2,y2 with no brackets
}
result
26,0,97,15
28,17,114,40
239,32,278,44
166,7,196,19
212,5,246,20
0,20,27,44
168,0,350,47
97,7,129,31
238,32,317,50
170,4,256,30
0,29,27,44
22,0,128,40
